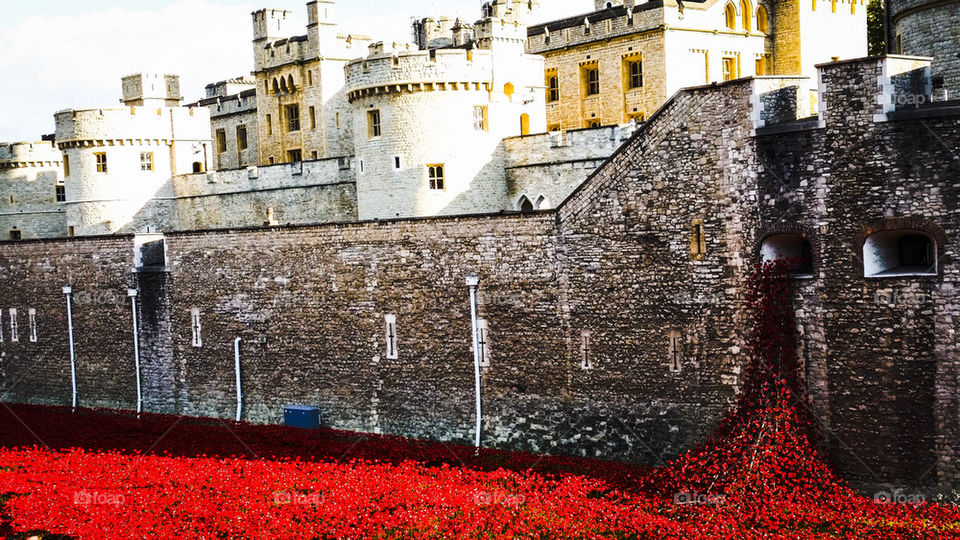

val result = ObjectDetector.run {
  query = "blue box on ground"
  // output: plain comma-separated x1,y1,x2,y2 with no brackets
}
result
283,405,320,429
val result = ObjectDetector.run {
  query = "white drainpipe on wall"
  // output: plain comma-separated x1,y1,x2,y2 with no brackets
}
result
466,276,482,448
234,337,243,422
63,286,77,412
128,289,142,417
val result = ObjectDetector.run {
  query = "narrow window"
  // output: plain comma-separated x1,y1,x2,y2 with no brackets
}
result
741,0,752,30
473,105,488,131
266,114,273,136
546,73,559,102
690,219,706,259
477,319,490,367
63,154,70,177
757,6,769,33
216,129,227,153
94,152,107,173
140,152,154,171
335,112,341,128
0,310,3,342
627,59,643,89
393,156,402,169
583,65,600,96
722,57,737,81
55,184,66,202
385,314,398,359
667,330,682,373
581,330,593,369
286,104,300,132
755,57,766,76
8,230,22,241
427,164,445,190
237,125,248,151
67,226,75,237
268,157,275,164
309,106,316,130
311,151,318,159
9,308,18,342
307,70,313,85
28,308,36,342
367,110,381,138
724,3,736,29
190,308,202,347
520,113,530,135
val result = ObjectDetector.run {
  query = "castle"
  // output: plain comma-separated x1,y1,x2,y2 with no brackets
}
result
0,0,958,495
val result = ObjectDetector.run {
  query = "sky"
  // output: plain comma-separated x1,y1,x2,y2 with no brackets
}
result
0,0,592,141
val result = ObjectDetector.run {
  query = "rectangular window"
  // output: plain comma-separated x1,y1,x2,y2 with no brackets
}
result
393,155,402,169
288,149,302,162
67,226,75,237
307,70,313,85
9,230,21,241
237,125,248,151
190,308,202,347
581,330,592,369
667,330,682,373
367,110,381,138
309,106,316,130
266,114,273,136
55,184,66,202
216,129,227,153
94,152,107,173
427,164,445,190
28,308,36,342
9,308,18,342
722,57,736,81
286,104,300,132
546,73,559,102
583,65,599,96
140,152,154,171
384,314,398,359
626,59,643,89
690,218,706,259
472,105,488,131
335,112,341,128
63,154,70,177
477,318,490,367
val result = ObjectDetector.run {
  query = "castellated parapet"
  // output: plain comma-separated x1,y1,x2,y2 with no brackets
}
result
0,141,64,239
345,41,546,220
54,95,212,236
121,73,182,107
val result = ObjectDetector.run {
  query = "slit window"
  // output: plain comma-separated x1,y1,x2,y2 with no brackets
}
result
385,314,398,359
28,308,36,342
9,308,18,342
477,319,490,367
368,110,381,138
309,106,316,130
667,330,682,373
63,154,70,177
581,330,593,369
266,114,273,136
863,230,937,277
190,308,202,347
690,219,706,259
216,129,227,153
428,164,445,190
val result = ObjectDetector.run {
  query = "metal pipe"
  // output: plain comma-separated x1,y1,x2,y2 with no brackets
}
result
128,289,142,417
63,286,77,412
234,337,243,422
466,276,482,448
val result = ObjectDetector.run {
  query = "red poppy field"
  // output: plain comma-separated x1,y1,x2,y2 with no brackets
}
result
1,262,958,538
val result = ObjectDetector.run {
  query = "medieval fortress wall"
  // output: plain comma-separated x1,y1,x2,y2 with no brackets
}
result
0,142,64,240
0,0,959,495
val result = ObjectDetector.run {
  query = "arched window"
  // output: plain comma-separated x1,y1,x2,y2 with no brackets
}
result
272,78,280,93
280,77,288,92
724,3,736,29
517,195,534,212
192,162,204,173
534,195,551,210
520,113,530,135
504,82,515,101
287,74,295,91
740,0,751,30
757,5,769,33
863,230,937,277
760,234,813,277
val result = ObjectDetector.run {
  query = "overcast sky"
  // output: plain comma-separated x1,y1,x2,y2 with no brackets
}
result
0,0,592,141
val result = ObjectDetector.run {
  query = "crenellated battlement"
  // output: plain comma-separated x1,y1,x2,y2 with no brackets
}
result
0,141,62,169
54,107,212,146
344,46,494,102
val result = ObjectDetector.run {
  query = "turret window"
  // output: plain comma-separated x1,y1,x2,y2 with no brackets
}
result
94,152,107,173
427,164,445,190
368,110,381,138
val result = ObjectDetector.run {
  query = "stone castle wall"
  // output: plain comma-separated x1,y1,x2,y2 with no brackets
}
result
888,0,960,96
0,142,65,239
1,57,956,493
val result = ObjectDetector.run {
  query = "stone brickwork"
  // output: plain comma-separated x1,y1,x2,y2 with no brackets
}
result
888,0,960,97
195,78,259,170
0,142,65,239
1,56,957,494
